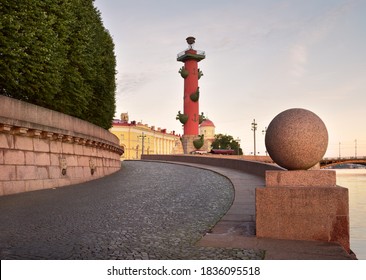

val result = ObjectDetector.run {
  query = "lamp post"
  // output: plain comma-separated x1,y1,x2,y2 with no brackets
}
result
138,132,147,156
355,139,357,158
235,137,241,155
339,142,341,159
262,127,267,156
251,119,257,156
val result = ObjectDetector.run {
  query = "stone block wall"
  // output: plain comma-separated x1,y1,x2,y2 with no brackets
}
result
0,96,123,196
256,170,350,253
256,184,350,252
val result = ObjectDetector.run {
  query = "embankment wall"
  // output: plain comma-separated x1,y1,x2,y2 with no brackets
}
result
0,95,123,196
141,154,282,177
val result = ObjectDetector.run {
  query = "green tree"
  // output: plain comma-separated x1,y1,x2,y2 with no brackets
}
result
0,0,116,129
211,134,243,155
0,0,66,106
85,14,116,129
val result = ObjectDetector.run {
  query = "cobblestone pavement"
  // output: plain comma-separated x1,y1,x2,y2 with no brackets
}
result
0,161,264,260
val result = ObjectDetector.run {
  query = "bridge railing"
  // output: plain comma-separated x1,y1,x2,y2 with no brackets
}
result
323,156,366,161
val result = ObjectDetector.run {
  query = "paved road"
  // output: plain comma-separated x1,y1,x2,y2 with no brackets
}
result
0,161,264,260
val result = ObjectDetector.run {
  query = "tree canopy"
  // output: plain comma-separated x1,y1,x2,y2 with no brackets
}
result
0,0,116,129
211,134,243,155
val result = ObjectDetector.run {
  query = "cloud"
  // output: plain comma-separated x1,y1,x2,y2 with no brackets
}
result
116,72,152,100
288,0,356,78
289,44,308,78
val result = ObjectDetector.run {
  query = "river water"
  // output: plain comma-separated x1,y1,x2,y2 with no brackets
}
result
336,169,366,259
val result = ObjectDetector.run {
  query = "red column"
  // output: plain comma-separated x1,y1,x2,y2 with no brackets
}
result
183,50,199,135
177,37,205,143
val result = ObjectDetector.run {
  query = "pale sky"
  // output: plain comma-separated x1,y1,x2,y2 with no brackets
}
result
94,0,366,157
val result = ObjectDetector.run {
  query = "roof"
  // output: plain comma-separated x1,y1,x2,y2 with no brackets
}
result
200,119,215,127
111,120,180,137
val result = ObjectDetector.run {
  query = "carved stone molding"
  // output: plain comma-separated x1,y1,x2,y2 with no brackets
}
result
0,121,124,155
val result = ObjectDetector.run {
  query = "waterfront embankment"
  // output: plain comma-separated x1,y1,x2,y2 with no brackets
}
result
337,169,366,259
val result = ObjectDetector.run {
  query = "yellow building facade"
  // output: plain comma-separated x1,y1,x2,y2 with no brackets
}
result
109,113,183,159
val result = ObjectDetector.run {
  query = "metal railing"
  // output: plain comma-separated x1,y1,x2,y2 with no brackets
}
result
323,156,366,161
177,49,205,59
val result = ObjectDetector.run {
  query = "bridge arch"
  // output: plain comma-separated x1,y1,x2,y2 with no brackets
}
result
320,157,366,168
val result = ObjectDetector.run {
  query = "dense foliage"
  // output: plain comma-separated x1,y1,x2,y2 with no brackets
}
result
0,0,116,129
211,134,243,155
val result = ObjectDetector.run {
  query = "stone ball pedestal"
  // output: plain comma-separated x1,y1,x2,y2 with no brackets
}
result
265,108,328,170
256,108,350,254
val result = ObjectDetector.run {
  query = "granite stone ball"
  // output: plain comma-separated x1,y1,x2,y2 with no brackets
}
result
265,108,328,170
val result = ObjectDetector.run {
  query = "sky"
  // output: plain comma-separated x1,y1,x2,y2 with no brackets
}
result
94,0,366,157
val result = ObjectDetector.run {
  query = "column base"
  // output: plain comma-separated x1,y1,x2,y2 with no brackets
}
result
256,170,350,253
181,135,197,154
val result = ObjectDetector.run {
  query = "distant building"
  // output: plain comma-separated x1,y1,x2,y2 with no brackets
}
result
109,113,183,159
199,119,216,152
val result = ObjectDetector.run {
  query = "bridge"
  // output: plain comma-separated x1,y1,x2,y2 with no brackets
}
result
320,156,366,168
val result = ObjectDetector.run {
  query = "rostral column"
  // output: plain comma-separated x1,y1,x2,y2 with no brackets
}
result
176,37,206,154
